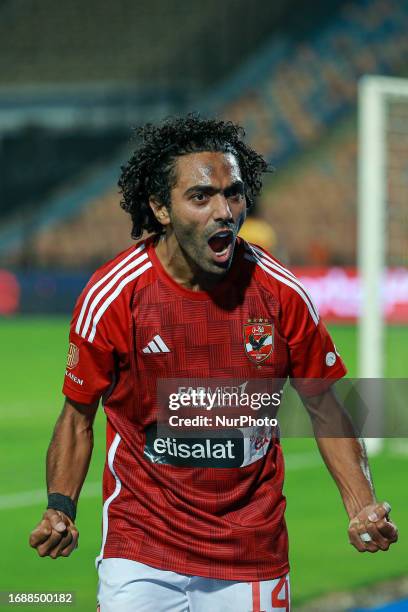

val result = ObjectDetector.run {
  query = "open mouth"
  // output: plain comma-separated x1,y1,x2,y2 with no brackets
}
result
207,230,234,263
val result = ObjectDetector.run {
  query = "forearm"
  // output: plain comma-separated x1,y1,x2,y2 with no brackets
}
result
304,388,377,518
46,401,96,503
316,436,376,518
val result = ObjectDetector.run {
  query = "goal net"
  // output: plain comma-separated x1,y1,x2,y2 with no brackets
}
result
358,76,408,454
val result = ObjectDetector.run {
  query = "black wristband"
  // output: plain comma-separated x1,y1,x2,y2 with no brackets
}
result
47,493,77,522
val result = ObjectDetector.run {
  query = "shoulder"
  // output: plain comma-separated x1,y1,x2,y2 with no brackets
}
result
241,240,319,325
87,239,152,288
72,238,153,343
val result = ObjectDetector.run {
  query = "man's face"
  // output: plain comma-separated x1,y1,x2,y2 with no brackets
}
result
167,151,247,276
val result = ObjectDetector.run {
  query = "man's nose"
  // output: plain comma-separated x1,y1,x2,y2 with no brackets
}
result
213,193,233,222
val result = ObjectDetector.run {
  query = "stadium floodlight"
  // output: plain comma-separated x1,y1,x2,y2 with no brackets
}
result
358,75,408,454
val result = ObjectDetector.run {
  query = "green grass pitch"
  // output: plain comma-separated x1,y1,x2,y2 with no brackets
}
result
0,318,407,610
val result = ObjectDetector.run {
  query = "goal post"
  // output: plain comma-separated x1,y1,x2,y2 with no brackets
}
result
358,75,408,453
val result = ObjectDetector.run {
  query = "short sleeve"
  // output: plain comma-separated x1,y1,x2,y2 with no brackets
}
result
62,280,116,405
280,285,347,397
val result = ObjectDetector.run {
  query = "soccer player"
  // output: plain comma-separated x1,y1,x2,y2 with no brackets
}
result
29,116,398,611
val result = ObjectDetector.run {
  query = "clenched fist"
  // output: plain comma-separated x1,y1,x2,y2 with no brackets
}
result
348,501,398,553
29,509,79,559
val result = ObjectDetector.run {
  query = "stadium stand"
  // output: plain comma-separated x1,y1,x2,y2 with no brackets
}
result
2,0,408,267
220,0,408,162
0,0,301,89
260,121,358,266
0,127,128,221
31,190,133,269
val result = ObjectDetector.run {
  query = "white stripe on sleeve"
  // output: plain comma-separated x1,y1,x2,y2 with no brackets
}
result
75,243,145,335
248,250,319,321
245,254,319,325
80,252,148,339
87,261,152,343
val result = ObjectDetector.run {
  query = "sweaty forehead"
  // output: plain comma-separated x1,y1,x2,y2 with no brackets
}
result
173,151,242,190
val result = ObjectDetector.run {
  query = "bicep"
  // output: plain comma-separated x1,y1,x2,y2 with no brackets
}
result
301,386,356,437
302,386,338,412
60,396,99,430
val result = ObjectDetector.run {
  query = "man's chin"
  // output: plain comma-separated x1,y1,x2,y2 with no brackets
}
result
201,256,233,276
184,241,236,279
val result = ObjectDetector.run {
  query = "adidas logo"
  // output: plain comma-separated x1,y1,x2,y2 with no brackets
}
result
142,334,170,354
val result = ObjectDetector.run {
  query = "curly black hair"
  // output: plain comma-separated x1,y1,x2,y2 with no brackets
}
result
118,114,270,239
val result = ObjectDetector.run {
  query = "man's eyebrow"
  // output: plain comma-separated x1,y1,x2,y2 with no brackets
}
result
183,180,244,198
183,184,217,197
224,180,245,197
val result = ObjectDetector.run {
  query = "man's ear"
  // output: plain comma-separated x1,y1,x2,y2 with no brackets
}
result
149,197,171,227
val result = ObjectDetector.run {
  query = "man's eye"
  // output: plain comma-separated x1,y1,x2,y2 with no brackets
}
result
228,191,244,201
192,193,208,202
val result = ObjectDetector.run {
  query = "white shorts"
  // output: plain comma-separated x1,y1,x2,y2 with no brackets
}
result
97,558,290,612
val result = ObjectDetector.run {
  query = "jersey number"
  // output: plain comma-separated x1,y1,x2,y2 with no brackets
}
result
271,576,289,610
251,576,289,611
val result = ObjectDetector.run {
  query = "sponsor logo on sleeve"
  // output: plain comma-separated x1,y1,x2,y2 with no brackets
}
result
65,370,84,386
66,342,80,369
325,351,336,367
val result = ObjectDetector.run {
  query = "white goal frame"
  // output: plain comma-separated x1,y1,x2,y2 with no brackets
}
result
358,75,408,453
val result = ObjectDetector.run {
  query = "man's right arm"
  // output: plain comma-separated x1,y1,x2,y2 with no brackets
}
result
29,397,98,559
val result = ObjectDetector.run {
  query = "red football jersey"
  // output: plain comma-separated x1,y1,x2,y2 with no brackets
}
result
63,236,346,581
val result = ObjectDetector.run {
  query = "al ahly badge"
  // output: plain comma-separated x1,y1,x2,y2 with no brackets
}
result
243,318,274,364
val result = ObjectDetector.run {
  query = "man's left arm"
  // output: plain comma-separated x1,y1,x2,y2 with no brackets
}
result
303,387,398,553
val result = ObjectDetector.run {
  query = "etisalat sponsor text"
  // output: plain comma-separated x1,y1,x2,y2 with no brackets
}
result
168,388,283,411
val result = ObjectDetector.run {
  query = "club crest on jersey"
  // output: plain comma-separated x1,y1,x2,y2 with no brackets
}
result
66,342,79,369
243,319,273,363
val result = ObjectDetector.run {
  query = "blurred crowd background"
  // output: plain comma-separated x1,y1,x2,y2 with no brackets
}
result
0,0,407,315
